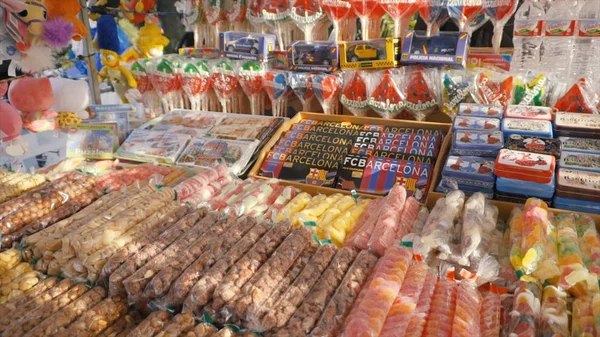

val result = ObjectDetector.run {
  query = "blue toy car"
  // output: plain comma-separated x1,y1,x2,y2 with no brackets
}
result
226,37,260,54
295,45,332,65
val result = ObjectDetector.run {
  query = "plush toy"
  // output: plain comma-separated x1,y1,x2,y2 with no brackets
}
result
88,0,120,20
45,0,88,41
50,77,90,125
0,0,26,13
0,82,22,141
121,0,156,24
97,15,137,103
8,77,56,132
16,0,47,37
121,22,169,62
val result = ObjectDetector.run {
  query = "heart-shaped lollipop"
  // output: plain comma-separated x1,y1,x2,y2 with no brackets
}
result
289,72,315,111
212,59,240,112
312,73,342,115
418,0,449,36
447,0,484,32
264,70,290,116
181,61,212,98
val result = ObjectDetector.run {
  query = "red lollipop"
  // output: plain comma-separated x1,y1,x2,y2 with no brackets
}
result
381,0,419,37
349,0,378,40
320,0,352,41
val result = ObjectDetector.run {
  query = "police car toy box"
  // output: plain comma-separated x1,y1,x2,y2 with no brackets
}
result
220,31,276,62
288,40,339,72
401,31,469,67
339,38,399,70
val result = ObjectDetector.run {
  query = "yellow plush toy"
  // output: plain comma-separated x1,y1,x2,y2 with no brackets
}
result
56,112,82,127
121,22,169,63
18,0,47,37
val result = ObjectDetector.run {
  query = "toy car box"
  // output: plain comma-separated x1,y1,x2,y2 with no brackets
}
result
401,31,469,67
220,31,276,62
339,38,399,70
288,40,339,72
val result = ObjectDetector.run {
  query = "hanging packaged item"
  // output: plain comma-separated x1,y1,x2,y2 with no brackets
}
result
495,149,556,184
555,168,600,202
501,118,553,138
452,116,501,131
451,130,503,157
496,175,555,200
505,135,561,158
505,105,552,121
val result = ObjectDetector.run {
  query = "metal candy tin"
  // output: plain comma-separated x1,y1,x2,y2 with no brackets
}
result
436,181,494,199
457,103,504,118
442,155,495,183
495,149,556,184
501,118,553,138
453,116,501,131
505,135,561,158
496,175,555,199
496,191,553,206
559,137,600,155
451,130,504,157
555,112,600,132
553,196,600,215
558,151,600,173
505,105,553,121
555,168,600,202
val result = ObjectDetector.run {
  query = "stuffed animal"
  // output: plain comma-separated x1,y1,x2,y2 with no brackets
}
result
97,15,137,103
16,0,47,37
50,77,89,125
45,0,88,41
0,82,22,142
121,0,156,24
121,22,169,62
0,0,26,13
8,77,56,132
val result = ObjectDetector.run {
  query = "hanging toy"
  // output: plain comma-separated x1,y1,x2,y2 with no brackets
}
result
340,70,369,116
97,15,137,103
554,78,598,114
368,69,404,119
121,0,156,25
50,78,90,124
403,66,440,120
17,0,47,38
45,0,88,42
121,22,170,62
9,77,56,133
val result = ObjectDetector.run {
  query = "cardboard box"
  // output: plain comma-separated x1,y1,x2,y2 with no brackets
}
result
288,41,339,72
340,38,399,70
219,31,276,62
401,31,469,67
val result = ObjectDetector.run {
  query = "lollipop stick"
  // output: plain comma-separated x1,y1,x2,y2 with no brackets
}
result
394,18,402,38
276,22,285,50
426,23,432,37
250,95,260,115
305,24,314,42
332,20,341,42
360,15,369,40
492,24,504,54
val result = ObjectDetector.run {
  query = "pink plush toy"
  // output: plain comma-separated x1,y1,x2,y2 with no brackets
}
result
0,81,22,142
8,77,56,133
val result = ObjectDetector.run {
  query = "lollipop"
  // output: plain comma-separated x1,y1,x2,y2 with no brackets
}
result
181,60,212,111
131,60,162,119
349,0,379,40
289,72,315,112
312,73,342,115
380,0,419,38
483,0,518,53
319,0,353,42
474,70,514,108
247,0,265,30
290,0,325,40
554,78,598,114
418,0,449,36
403,66,440,120
149,58,186,113
447,0,484,33
204,0,225,46
262,0,291,50
368,69,404,119
211,59,240,113
340,70,370,116
513,72,549,106
264,70,290,117
226,0,248,27
238,61,266,115
441,69,476,118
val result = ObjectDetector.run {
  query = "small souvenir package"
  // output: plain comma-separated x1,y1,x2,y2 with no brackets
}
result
553,195,600,214
558,151,600,173
66,124,118,159
177,136,260,175
554,112,600,139
437,156,495,198
117,129,191,164
504,105,552,121
501,118,553,138
457,103,503,118
505,135,561,158
555,168,600,203
559,137,600,154
451,130,504,157
452,116,501,131
496,175,555,200
495,149,556,184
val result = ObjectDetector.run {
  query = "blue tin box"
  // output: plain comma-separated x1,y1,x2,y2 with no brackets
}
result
553,196,600,215
451,130,504,157
496,175,556,200
288,40,339,72
501,118,553,138
453,116,501,132
220,31,276,62
436,180,494,199
442,155,495,183
401,31,469,67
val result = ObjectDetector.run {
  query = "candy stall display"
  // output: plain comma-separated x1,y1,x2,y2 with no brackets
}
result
0,171,47,204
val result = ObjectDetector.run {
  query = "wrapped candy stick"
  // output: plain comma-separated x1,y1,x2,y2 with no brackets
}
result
519,198,549,276
181,60,212,111
418,0,449,36
274,192,313,223
312,73,342,115
405,270,437,337
320,0,353,42
507,280,542,337
447,0,484,33
573,214,600,278
264,70,290,117
459,193,486,266
482,0,518,53
211,59,240,113
532,212,559,284
238,61,266,115
289,72,315,112
538,286,569,337
322,200,371,247
368,185,407,257
451,279,482,337
422,268,458,337
480,290,502,337
290,0,325,41
572,297,597,337
509,208,525,275
381,0,419,38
